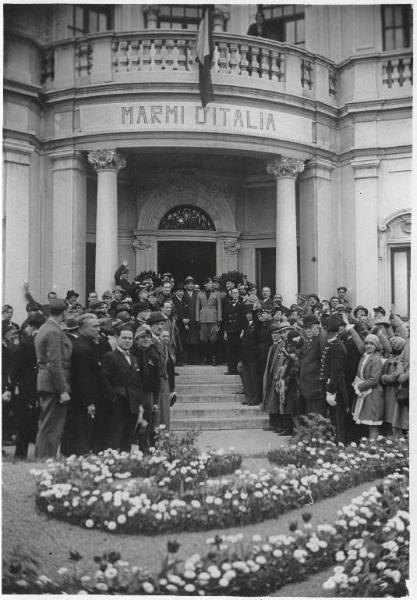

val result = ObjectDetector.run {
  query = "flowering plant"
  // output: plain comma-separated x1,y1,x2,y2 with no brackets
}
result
32,433,408,536
6,471,408,595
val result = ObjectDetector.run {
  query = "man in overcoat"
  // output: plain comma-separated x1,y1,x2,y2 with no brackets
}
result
64,313,103,455
299,313,325,416
35,298,72,458
182,276,200,364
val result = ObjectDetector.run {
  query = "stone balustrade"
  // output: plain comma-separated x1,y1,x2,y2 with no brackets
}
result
7,29,411,106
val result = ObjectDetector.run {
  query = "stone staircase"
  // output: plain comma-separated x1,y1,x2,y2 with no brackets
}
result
171,365,268,431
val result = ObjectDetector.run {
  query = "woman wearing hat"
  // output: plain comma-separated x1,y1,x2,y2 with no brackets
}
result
381,336,407,437
352,333,384,439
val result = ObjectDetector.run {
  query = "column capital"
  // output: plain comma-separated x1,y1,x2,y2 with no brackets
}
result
266,157,305,180
88,149,127,173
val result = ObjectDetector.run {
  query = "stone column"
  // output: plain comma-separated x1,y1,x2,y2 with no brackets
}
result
266,157,304,304
50,149,87,299
3,141,33,321
351,158,380,308
88,150,126,295
298,158,335,297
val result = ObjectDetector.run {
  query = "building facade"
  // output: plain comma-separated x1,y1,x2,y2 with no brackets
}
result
3,3,413,320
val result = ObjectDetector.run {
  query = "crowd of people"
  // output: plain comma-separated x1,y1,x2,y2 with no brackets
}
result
2,265,410,460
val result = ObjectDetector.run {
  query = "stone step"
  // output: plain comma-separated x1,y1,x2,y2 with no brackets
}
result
176,383,243,394
175,373,242,385
171,415,269,430
176,395,248,404
172,402,262,418
175,393,243,403
176,367,228,375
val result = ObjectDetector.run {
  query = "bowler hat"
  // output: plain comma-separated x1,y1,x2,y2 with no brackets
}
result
27,313,46,327
327,314,345,331
302,313,320,327
390,336,406,352
287,329,302,343
66,290,79,300
147,311,167,325
26,301,42,312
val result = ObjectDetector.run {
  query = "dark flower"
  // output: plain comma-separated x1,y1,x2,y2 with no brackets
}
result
302,512,312,523
167,540,180,554
289,521,298,532
9,559,21,574
69,551,82,561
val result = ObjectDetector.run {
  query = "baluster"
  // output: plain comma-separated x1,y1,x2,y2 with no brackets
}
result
382,60,391,87
279,53,286,82
112,40,119,71
392,58,400,86
212,43,220,73
218,41,228,73
229,43,239,75
177,39,186,71
249,45,260,78
186,39,195,71
164,39,174,70
128,39,139,71
270,49,279,82
76,43,92,78
153,38,162,70
402,56,412,85
141,39,152,71
239,44,249,77
259,47,270,79
118,40,129,72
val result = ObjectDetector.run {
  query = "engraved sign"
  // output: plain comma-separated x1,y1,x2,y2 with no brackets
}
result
79,101,313,144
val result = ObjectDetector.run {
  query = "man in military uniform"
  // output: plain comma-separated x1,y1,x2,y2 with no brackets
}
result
222,288,245,375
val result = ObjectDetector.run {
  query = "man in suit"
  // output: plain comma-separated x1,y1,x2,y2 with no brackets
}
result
223,288,245,375
101,325,143,452
299,313,325,416
35,298,72,458
196,277,222,366
63,313,103,455
9,313,44,459
260,287,275,312
182,276,200,364
239,308,260,405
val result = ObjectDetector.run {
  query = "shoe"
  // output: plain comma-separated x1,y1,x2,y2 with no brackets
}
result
241,400,249,405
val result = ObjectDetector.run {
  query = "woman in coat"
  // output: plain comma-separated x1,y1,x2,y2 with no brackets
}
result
391,336,409,435
381,336,406,435
352,333,384,439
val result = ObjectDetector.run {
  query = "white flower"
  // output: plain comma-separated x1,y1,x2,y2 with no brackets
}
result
376,561,387,570
117,514,127,524
142,581,154,593
104,566,118,579
191,500,201,509
185,584,196,593
273,549,283,558
184,570,196,579
47,505,54,512
95,582,108,591
58,567,69,575
323,579,336,591
206,496,214,504
255,555,267,565
102,492,112,502
219,578,229,587
335,551,346,562
252,534,262,542
107,521,117,530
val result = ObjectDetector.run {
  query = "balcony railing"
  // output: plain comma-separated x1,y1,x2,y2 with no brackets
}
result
9,29,411,106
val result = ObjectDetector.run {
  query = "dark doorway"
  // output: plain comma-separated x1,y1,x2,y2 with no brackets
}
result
158,241,216,284
86,242,96,300
256,248,276,292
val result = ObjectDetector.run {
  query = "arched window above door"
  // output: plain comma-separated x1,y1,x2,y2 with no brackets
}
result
158,205,216,230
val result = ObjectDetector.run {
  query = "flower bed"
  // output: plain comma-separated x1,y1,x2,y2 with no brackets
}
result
5,470,409,595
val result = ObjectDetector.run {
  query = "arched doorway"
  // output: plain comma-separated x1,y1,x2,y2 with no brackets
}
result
157,205,217,281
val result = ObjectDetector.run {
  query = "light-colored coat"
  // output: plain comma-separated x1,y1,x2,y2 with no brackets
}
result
35,319,72,394
196,291,222,323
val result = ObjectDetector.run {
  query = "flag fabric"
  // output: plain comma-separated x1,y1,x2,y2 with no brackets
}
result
196,5,215,107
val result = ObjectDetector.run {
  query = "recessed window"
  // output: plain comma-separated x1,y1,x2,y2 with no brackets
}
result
382,5,413,50
391,246,410,317
150,5,204,31
70,5,113,36
248,4,305,47
159,205,215,231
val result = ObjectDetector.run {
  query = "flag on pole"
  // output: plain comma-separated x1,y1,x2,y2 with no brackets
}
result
196,5,215,107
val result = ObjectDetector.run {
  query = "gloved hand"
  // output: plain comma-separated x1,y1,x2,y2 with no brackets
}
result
326,392,337,406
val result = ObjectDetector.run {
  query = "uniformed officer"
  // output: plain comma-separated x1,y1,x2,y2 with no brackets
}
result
222,288,245,374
